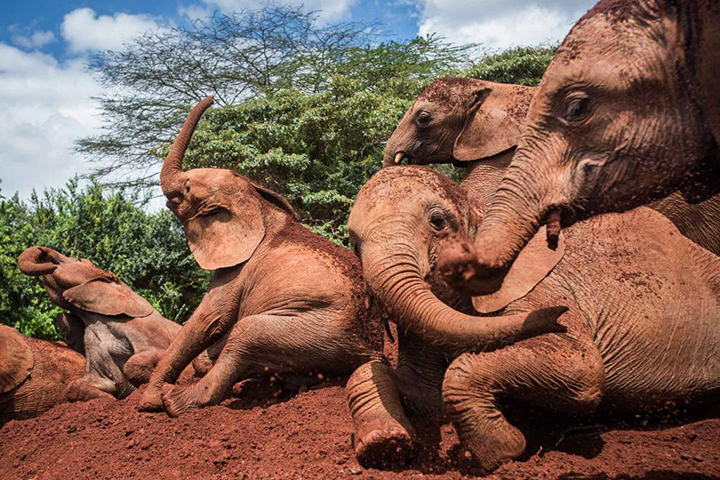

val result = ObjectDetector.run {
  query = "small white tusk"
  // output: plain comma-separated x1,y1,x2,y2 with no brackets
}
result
394,152,405,164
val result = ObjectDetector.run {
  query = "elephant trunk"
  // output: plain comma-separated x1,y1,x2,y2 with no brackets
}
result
18,247,62,276
362,239,563,353
160,96,215,198
438,151,560,296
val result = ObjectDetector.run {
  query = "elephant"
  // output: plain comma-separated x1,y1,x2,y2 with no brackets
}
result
347,165,720,472
0,324,88,422
18,246,189,399
384,76,720,257
137,96,384,417
435,0,720,295
345,165,567,467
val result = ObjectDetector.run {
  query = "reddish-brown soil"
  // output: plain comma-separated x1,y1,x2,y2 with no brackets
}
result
1,377,718,480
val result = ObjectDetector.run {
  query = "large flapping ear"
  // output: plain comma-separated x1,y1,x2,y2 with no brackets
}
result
183,190,266,270
453,82,536,162
63,277,155,318
472,226,565,314
251,181,300,220
0,325,34,393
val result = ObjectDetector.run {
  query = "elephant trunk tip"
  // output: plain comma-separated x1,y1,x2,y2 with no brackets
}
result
18,246,58,276
436,234,507,296
545,208,562,249
160,95,216,197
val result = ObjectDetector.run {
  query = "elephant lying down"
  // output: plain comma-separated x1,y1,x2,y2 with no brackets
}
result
347,166,720,471
138,97,384,416
18,246,195,400
0,325,87,422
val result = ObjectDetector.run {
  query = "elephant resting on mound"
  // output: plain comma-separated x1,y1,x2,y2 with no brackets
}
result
347,165,720,472
18,246,196,400
138,97,385,417
0,325,86,422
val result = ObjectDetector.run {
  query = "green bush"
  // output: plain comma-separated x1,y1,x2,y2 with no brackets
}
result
0,180,209,339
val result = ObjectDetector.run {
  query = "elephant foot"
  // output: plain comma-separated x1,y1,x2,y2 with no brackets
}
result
355,419,415,469
65,379,115,403
161,382,217,417
138,386,165,412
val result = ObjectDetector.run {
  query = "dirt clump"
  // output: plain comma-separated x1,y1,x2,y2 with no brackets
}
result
1,378,718,480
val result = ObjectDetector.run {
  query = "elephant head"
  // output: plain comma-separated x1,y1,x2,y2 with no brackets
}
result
159,96,298,271
438,0,720,295
383,78,535,167
18,246,155,320
348,165,565,353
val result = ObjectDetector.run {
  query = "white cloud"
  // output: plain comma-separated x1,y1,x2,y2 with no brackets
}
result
0,44,102,199
417,0,596,50
10,29,56,50
200,0,359,21
61,8,164,53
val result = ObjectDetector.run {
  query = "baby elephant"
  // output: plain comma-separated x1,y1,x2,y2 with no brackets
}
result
18,246,184,399
0,324,86,422
349,166,720,472
138,97,382,416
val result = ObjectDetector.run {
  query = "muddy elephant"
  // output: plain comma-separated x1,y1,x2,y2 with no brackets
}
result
0,325,87,422
18,246,186,399
138,97,383,417
345,165,567,467
436,0,720,294
348,165,720,472
385,76,720,257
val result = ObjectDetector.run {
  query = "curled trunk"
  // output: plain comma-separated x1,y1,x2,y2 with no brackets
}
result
362,243,564,353
160,96,215,197
18,247,61,276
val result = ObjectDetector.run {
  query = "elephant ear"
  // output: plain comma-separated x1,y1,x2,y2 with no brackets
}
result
63,278,155,318
453,83,535,162
251,182,299,220
472,226,565,314
0,325,34,393
183,190,266,270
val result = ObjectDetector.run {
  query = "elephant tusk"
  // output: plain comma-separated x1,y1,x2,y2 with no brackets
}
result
546,208,562,249
394,152,405,164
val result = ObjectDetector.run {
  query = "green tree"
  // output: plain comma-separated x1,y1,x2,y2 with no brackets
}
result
0,180,208,339
466,45,557,86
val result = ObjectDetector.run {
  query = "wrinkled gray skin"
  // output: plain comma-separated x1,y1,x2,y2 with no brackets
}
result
385,77,720,257
437,0,720,295
18,246,188,399
348,165,720,472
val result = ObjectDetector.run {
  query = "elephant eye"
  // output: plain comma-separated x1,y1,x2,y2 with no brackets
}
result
563,94,591,123
429,211,447,231
416,111,432,127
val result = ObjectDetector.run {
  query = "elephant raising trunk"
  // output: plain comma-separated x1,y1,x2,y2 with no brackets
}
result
18,246,63,276
160,96,215,198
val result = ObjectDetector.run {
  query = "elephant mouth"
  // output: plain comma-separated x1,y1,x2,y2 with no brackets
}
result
542,205,576,249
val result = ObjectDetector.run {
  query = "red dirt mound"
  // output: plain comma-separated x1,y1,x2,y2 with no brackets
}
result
1,379,718,480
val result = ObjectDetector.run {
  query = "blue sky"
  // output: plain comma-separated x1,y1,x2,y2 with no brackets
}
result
0,0,595,201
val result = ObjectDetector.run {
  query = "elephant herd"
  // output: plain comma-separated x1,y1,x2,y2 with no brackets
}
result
2,0,720,474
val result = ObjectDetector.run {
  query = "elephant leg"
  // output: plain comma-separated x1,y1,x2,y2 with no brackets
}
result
443,333,604,472
346,361,416,468
161,313,349,417
65,375,117,402
123,349,164,387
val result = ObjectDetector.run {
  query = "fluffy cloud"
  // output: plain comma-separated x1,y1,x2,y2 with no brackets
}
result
0,43,102,199
61,8,164,53
418,0,596,50
199,0,359,21
10,29,56,50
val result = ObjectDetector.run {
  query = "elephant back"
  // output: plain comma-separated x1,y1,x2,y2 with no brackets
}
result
0,325,34,393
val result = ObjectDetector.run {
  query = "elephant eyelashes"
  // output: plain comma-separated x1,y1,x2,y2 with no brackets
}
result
416,111,432,127
429,212,448,231
563,94,591,123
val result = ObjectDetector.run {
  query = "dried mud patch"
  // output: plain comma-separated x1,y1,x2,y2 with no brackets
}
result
1,382,718,480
